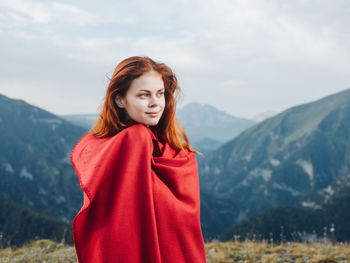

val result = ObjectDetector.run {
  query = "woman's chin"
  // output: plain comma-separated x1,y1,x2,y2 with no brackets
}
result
129,115,161,127
146,121,159,126
143,118,160,127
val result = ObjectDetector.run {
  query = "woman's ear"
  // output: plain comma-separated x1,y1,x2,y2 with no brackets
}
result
115,95,125,108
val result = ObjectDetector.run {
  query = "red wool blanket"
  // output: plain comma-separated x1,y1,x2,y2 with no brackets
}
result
71,120,207,262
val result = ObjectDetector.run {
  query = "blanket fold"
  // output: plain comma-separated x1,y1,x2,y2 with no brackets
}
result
71,121,206,263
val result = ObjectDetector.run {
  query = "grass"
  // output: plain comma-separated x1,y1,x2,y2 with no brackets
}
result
205,240,350,262
0,239,77,263
0,239,349,262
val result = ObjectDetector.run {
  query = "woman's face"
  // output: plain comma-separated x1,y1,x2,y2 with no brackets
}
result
115,70,166,127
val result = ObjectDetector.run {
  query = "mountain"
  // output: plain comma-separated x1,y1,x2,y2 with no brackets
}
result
219,174,350,242
177,102,256,144
61,102,256,154
2,94,228,245
199,190,240,241
252,110,278,122
60,113,97,131
0,191,73,247
0,94,84,221
198,88,350,238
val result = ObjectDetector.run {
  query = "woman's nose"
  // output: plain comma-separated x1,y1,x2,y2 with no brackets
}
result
149,94,160,106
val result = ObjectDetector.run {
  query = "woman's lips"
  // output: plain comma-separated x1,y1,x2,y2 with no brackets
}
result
146,112,159,117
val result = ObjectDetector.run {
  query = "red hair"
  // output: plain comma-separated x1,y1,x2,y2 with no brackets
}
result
90,56,201,155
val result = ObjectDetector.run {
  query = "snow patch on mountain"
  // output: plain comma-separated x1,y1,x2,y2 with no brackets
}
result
241,168,272,186
270,158,280,166
29,115,63,131
324,185,334,196
301,201,322,209
272,182,302,196
61,151,71,164
2,161,14,174
39,187,47,195
52,168,60,175
213,167,221,175
296,159,314,188
27,144,33,152
321,185,335,203
235,210,248,223
251,168,272,182
20,167,33,180
243,153,252,162
55,195,66,204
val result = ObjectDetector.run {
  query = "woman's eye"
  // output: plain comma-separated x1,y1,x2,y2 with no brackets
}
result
138,92,164,98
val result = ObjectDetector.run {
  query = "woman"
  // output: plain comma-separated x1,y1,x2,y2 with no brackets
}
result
71,56,207,263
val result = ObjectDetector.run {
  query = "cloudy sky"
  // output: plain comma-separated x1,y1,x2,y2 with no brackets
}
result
0,0,349,119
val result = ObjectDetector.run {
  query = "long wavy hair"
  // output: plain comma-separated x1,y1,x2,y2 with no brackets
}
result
90,56,201,155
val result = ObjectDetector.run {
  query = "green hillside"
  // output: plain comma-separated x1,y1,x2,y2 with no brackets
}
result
0,192,73,247
0,94,84,221
220,174,350,243
198,88,350,240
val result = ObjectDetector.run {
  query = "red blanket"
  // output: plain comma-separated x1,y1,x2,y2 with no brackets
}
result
71,120,207,262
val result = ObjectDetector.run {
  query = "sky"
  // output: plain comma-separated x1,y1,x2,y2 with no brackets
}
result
0,0,349,119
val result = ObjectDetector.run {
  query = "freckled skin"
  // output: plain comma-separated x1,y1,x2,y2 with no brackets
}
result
115,71,166,127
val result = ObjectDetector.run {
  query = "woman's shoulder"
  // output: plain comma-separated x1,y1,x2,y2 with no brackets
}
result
72,123,155,164
118,122,156,144
123,122,155,136
76,122,154,149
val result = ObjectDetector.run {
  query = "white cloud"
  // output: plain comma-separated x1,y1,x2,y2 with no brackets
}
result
221,79,247,88
0,0,349,117
0,0,100,25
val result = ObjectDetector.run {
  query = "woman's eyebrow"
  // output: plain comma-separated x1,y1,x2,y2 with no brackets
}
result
138,88,165,92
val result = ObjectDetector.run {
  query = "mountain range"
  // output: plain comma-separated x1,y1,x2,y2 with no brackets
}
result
1,93,257,245
0,192,73,247
220,173,350,243
198,88,350,239
0,94,84,221
1,87,350,245
61,102,257,154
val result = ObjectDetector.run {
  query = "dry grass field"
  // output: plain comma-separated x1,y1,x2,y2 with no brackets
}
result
0,239,349,263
